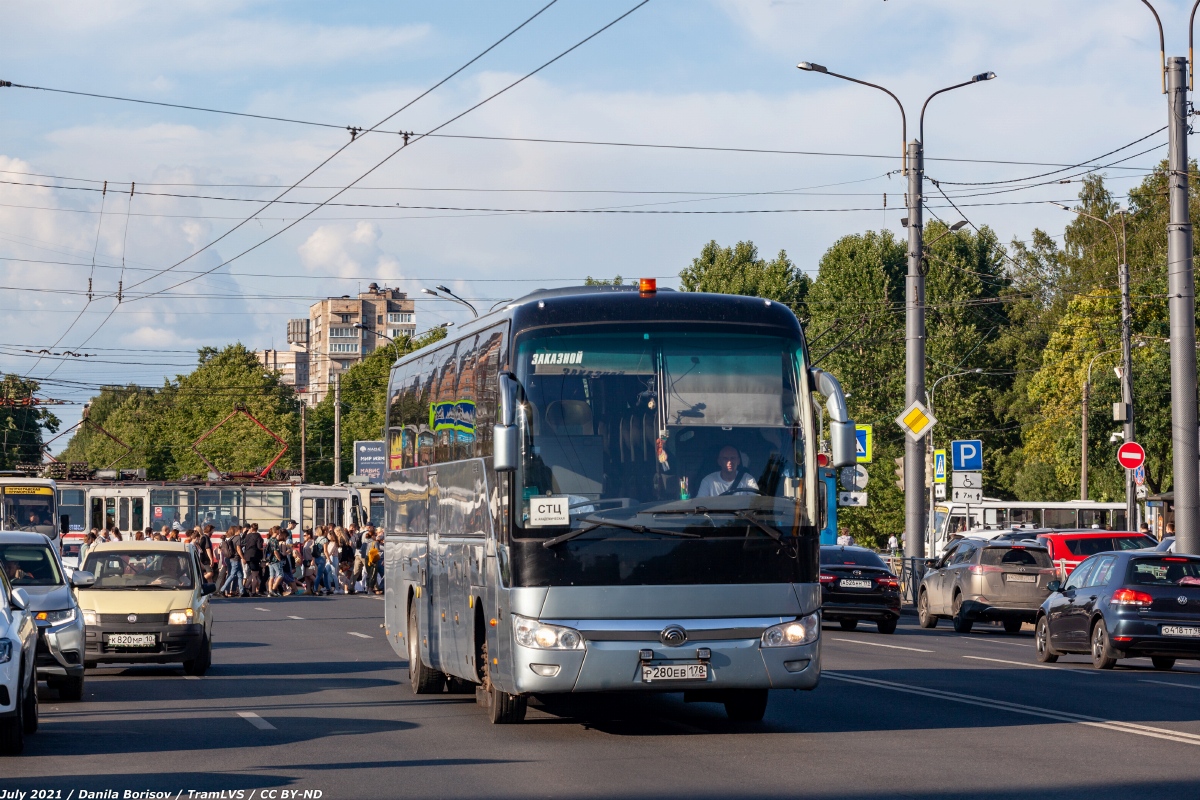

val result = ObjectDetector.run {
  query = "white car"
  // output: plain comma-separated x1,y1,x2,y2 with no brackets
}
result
0,567,39,754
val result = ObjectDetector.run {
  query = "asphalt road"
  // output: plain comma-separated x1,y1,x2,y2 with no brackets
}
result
5,598,1200,800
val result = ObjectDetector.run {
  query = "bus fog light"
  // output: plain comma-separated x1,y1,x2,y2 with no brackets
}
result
512,614,585,651
530,664,561,677
761,612,819,648
783,659,810,673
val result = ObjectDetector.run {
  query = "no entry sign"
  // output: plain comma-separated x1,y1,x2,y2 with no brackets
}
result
1116,441,1146,470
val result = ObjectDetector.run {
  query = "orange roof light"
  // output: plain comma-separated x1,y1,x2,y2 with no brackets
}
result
639,277,657,294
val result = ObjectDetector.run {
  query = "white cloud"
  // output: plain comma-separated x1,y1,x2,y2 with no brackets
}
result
298,221,403,281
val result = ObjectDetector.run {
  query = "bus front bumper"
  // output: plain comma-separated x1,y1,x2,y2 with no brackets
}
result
509,636,820,695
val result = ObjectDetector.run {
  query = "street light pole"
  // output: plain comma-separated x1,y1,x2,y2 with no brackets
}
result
796,62,994,560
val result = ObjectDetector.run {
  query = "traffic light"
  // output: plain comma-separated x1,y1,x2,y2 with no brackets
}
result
894,456,904,491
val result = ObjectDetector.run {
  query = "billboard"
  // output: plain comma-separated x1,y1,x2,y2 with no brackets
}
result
354,440,386,484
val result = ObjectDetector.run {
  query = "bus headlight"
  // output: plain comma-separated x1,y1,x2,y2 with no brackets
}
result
168,609,194,626
761,613,820,647
512,615,584,650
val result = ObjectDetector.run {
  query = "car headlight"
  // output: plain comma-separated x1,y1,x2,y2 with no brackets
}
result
512,614,584,650
35,608,77,627
761,612,820,648
168,609,195,626
0,640,10,664
82,610,98,627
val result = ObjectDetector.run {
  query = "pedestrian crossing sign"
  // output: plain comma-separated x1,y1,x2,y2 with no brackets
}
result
934,450,947,484
855,424,873,463
895,400,937,441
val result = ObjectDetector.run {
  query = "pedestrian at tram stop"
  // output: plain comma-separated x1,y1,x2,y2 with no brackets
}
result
220,526,244,597
887,534,899,555
312,527,330,596
365,531,384,595
241,524,265,596
836,528,854,547
285,519,298,543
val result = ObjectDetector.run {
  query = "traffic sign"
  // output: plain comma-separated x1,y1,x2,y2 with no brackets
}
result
951,439,983,471
933,450,947,484
935,484,947,500
1117,441,1145,470
1134,464,1146,486
896,401,937,441
952,472,983,489
840,465,869,491
838,491,868,507
855,425,873,463
952,488,983,503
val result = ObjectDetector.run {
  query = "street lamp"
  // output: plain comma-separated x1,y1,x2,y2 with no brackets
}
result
422,286,478,318
797,62,995,560
925,368,984,543
1052,202,1135,523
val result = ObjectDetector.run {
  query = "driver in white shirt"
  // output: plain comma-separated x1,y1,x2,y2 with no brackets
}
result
697,445,759,497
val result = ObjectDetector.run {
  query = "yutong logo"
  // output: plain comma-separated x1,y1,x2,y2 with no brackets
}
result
660,625,687,647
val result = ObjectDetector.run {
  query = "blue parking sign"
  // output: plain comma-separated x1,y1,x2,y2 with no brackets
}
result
951,440,983,471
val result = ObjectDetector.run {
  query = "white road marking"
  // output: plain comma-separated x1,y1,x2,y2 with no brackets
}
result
962,655,1099,675
964,636,1033,648
236,711,276,730
184,676,199,681
347,632,372,639
254,607,269,612
287,615,304,620
830,637,933,653
1142,679,1200,690
825,671,1200,747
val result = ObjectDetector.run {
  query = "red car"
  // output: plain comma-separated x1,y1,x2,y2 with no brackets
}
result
1035,531,1157,576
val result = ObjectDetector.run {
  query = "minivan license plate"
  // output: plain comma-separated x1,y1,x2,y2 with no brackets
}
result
1162,626,1200,638
840,579,872,589
107,633,155,647
641,663,708,682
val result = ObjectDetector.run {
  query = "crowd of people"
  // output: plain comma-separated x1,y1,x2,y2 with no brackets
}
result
77,520,385,598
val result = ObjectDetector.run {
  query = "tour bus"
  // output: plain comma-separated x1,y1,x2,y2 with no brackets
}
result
382,282,856,723
56,479,360,536
929,499,1128,555
0,473,61,547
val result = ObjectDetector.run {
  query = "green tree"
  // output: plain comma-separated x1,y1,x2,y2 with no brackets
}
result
584,275,623,286
680,240,810,318
0,375,59,469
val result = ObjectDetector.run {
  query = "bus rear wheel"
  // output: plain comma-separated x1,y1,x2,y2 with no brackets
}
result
408,604,446,694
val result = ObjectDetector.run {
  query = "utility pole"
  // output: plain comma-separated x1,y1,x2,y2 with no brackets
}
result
1119,256,1136,528
905,139,926,559
1167,55,1200,554
333,372,342,485
1081,381,1089,501
300,401,307,484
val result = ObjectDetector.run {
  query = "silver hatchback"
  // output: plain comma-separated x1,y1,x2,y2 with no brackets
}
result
918,539,1055,634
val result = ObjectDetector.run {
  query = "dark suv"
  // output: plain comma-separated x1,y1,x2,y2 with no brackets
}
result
819,546,900,634
919,538,1056,633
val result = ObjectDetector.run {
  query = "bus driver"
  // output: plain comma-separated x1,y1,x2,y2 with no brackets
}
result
697,445,760,497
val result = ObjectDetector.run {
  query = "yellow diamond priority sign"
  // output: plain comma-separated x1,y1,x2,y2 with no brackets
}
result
895,400,937,441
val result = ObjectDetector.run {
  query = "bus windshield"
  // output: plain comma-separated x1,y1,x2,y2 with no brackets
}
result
514,328,811,538
2,486,57,537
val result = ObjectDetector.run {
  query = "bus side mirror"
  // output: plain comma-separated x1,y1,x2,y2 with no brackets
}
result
60,515,70,536
811,368,856,468
494,372,519,473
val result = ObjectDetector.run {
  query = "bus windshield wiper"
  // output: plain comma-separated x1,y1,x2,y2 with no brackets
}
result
652,507,794,550
543,515,701,548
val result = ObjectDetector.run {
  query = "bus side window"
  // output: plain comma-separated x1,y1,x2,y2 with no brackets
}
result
949,514,969,535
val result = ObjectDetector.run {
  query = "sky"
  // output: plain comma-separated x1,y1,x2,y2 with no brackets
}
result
0,0,1190,447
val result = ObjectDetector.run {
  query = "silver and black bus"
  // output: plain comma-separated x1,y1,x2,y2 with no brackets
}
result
382,283,855,723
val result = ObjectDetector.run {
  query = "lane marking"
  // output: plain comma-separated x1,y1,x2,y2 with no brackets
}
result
962,655,1099,675
255,607,269,612
236,711,276,730
830,637,933,653
825,671,1200,747
348,632,372,639
1142,679,1200,690
287,615,305,620
964,636,1033,648
184,676,199,681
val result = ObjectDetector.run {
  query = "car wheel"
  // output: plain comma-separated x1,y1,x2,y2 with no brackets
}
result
723,689,769,722
951,595,973,634
184,635,212,677
1035,616,1058,663
1090,620,1118,670
1152,656,1176,671
21,671,37,735
54,675,85,702
1003,619,1023,635
839,619,859,632
408,603,446,694
917,590,938,629
0,677,24,756
876,618,897,635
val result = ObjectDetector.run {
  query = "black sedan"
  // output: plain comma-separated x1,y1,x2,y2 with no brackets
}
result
819,546,900,634
1036,551,1200,670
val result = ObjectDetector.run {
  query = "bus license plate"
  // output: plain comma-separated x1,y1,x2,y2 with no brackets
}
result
641,663,708,682
1005,574,1036,583
1162,626,1200,638
107,633,155,647
840,579,872,589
